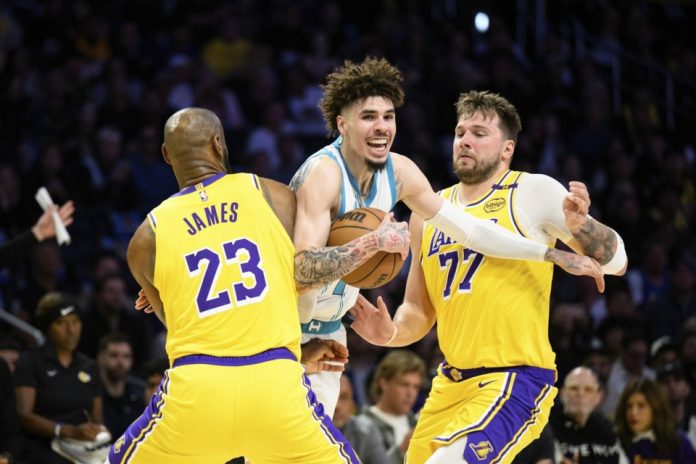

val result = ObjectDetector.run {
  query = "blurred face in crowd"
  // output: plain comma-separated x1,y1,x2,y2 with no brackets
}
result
378,371,422,416
99,341,133,382
99,276,128,313
622,340,648,376
658,374,690,407
452,111,513,185
561,367,602,425
333,376,356,429
337,96,395,170
49,313,82,352
145,372,164,402
626,392,653,434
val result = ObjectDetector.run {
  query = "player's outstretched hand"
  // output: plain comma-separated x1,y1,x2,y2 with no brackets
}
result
350,294,396,345
134,289,155,313
547,249,605,293
301,339,349,374
563,181,590,234
375,212,410,260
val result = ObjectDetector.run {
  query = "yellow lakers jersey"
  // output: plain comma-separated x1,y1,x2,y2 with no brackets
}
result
421,170,555,370
148,173,300,361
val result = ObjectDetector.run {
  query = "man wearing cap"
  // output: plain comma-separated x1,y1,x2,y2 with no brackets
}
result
656,362,696,449
550,366,626,464
13,292,107,463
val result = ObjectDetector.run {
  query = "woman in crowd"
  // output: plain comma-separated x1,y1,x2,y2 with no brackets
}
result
615,378,696,463
13,292,107,464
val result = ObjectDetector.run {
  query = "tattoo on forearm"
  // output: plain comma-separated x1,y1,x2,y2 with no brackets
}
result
394,168,404,198
295,235,379,289
289,158,317,191
572,218,616,265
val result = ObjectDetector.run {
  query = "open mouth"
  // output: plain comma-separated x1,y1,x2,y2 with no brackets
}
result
367,138,389,151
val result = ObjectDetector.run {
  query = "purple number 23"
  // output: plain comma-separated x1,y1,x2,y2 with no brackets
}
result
184,238,268,316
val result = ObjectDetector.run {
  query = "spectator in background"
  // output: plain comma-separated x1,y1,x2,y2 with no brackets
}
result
0,201,74,267
96,333,143,438
512,424,555,464
644,258,696,344
582,347,613,390
615,378,696,463
0,339,22,373
13,292,106,464
141,357,168,403
333,375,388,464
601,330,655,419
0,357,20,464
360,350,423,464
655,362,696,449
550,366,624,464
649,336,680,372
78,273,150,372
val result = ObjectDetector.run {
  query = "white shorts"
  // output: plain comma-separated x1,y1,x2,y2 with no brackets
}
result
301,324,347,419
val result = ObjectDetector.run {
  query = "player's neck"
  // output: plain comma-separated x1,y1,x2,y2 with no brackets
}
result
177,164,227,189
456,166,507,204
343,150,375,197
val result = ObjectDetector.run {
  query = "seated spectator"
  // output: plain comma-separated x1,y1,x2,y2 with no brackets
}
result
0,357,19,464
512,423,555,464
656,362,696,449
0,201,74,267
141,357,168,403
96,333,144,438
616,378,696,463
359,350,424,464
649,336,679,372
13,292,106,464
550,366,624,463
333,375,388,464
601,330,655,419
78,273,151,372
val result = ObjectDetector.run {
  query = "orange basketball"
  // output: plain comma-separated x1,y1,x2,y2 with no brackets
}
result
327,207,405,289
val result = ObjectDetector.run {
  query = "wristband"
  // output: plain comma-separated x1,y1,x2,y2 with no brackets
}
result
385,325,398,345
54,422,62,438
600,232,627,275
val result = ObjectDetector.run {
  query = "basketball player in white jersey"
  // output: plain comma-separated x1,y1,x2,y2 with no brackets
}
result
291,57,606,418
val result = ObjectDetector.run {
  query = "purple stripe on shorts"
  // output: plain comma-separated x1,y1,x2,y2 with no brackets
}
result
435,365,555,463
301,375,360,463
172,347,296,368
108,371,171,463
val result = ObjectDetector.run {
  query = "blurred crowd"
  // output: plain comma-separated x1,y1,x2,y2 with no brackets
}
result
1,0,695,462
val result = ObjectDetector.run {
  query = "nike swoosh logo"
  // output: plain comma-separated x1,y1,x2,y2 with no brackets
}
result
60,306,75,316
47,370,57,377
478,380,495,388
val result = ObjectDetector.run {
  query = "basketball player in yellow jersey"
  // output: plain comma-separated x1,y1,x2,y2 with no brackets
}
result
107,108,359,463
350,91,628,464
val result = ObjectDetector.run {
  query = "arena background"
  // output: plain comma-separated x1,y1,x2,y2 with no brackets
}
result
0,0,695,444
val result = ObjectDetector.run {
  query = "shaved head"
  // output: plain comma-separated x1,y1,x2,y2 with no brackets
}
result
163,108,224,159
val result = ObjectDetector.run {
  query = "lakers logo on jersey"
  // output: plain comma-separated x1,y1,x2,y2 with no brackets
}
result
113,435,126,454
468,440,494,461
483,197,505,213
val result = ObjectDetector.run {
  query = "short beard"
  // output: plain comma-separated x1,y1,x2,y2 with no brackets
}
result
454,157,500,185
366,159,387,171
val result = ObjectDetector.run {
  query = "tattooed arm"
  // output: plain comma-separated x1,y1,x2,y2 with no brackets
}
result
563,181,626,274
291,156,409,292
514,174,627,276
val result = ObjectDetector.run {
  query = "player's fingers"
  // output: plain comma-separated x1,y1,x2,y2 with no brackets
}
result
376,296,389,313
595,275,605,293
325,339,349,357
357,293,379,312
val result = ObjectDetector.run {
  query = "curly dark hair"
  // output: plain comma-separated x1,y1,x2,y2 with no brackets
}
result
319,57,405,135
455,90,522,143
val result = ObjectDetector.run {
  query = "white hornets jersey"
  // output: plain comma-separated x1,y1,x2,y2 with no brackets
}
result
292,137,397,334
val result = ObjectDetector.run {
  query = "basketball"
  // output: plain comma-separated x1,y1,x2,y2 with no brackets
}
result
327,207,405,289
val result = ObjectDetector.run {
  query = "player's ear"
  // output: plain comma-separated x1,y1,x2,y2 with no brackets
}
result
212,134,225,160
337,115,346,136
161,144,172,165
502,139,515,161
